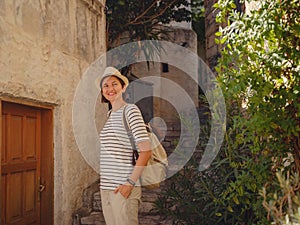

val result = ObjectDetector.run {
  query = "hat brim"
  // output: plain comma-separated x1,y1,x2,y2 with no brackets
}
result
95,72,129,92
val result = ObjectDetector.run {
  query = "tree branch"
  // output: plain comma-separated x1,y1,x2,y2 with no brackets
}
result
127,0,177,25
130,0,159,24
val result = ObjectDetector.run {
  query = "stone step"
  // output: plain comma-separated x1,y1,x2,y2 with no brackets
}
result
81,213,171,225
81,212,105,225
139,214,173,225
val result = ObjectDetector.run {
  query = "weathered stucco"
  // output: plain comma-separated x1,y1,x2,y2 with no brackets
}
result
0,0,106,224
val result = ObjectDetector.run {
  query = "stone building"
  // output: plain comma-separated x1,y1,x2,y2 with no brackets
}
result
0,0,106,224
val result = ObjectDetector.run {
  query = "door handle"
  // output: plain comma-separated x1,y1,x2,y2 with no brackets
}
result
39,184,46,192
38,177,45,201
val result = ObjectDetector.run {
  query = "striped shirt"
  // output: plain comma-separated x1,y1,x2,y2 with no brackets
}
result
99,104,150,190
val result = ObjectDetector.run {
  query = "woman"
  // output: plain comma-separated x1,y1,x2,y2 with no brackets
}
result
96,66,152,225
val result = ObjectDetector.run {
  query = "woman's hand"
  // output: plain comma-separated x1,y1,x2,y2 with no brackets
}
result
114,141,151,199
114,183,134,199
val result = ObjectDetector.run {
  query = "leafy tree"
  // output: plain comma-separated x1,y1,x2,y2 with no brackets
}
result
106,0,192,49
105,0,193,76
215,0,299,173
214,0,299,223
154,0,299,224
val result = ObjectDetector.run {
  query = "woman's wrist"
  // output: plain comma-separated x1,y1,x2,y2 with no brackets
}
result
126,178,136,186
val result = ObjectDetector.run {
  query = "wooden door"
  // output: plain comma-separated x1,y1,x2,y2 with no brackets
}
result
1,102,42,225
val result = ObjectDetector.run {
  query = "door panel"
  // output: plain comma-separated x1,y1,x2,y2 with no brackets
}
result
24,170,36,213
25,117,38,160
7,172,22,223
1,102,41,225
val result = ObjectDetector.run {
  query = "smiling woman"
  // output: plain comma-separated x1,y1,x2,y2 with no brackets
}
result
95,66,152,225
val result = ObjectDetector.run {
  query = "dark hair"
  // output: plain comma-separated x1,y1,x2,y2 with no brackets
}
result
100,75,126,103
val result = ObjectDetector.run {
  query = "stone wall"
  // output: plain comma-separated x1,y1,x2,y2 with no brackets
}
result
204,0,221,70
0,0,106,224
204,0,245,70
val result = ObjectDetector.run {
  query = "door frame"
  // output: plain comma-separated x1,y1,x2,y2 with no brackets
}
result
0,97,54,225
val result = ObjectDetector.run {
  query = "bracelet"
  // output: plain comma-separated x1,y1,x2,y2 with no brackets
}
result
126,178,136,186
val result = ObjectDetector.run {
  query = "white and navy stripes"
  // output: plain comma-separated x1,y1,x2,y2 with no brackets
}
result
99,104,149,190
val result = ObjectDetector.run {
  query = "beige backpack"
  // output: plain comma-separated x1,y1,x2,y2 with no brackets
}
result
123,106,168,189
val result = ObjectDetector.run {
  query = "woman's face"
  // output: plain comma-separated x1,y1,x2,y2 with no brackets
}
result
101,76,126,103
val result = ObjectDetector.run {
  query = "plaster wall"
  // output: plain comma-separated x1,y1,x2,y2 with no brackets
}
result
0,0,106,224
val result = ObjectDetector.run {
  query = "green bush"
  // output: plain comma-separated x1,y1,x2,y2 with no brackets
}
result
154,120,270,225
215,0,299,221
215,0,299,165
154,0,299,224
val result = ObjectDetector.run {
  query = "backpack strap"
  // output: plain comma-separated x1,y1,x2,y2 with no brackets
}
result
107,109,112,118
123,104,139,165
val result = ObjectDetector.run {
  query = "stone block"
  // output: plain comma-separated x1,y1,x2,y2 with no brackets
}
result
92,192,102,212
139,202,155,213
206,45,219,59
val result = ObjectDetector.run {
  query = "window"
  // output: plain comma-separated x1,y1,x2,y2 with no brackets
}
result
162,63,169,73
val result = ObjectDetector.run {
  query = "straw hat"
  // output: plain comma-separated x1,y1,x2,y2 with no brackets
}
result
95,67,129,91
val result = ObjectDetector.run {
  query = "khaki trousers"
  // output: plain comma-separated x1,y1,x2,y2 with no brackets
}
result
100,187,141,225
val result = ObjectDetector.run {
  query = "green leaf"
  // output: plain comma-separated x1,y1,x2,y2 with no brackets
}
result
220,36,227,44
213,2,219,8
233,196,240,205
227,205,234,212
216,212,222,217
215,31,222,37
